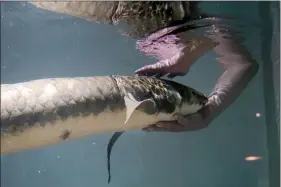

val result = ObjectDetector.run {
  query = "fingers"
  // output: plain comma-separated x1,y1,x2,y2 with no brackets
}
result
166,72,187,78
142,112,208,132
135,62,166,73
135,66,186,78
177,113,208,131
135,71,162,77
135,71,160,77
142,121,186,132
136,72,186,79
135,61,188,78
135,60,173,76
166,73,177,79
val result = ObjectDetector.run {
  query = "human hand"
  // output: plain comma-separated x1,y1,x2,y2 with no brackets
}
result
135,46,212,132
143,105,211,132
138,24,258,133
135,47,192,78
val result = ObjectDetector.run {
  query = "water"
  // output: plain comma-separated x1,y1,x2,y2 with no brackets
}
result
0,2,279,187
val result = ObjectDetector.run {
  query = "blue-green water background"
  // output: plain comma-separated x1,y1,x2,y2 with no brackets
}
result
1,2,279,187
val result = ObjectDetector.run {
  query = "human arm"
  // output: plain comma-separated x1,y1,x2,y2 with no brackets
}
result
138,28,259,132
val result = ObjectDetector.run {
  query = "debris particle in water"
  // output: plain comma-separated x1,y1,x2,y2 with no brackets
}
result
256,113,261,118
245,156,262,161
38,170,41,173
57,156,60,159
92,142,96,145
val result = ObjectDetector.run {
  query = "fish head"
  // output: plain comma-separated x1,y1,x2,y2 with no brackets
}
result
159,78,208,116
114,76,208,123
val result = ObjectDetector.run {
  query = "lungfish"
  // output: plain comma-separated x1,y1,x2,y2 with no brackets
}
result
1,75,207,182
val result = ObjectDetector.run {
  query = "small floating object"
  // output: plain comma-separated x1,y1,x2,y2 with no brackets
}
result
256,113,261,118
244,156,262,161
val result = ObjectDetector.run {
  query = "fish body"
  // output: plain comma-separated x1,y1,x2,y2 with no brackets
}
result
1,75,207,155
29,1,189,24
29,1,191,37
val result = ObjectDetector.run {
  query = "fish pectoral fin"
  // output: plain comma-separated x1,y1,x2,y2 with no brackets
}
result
124,93,157,124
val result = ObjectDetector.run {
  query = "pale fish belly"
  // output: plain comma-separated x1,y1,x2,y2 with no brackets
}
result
1,108,172,155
